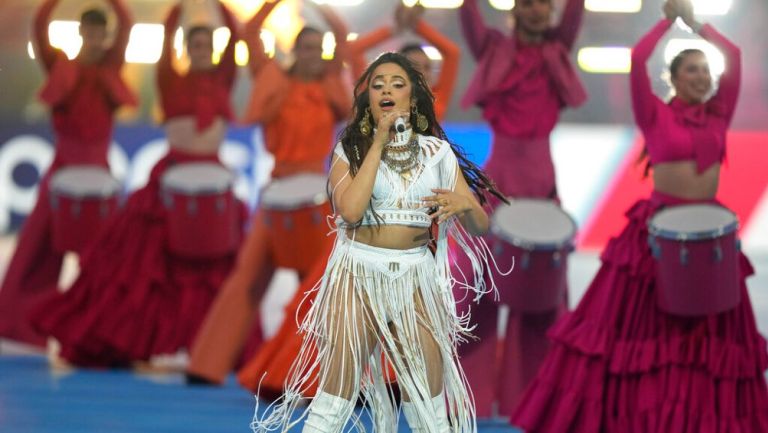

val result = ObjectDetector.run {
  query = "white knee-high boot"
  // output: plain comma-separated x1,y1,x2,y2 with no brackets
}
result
430,393,451,433
402,392,451,433
302,391,355,433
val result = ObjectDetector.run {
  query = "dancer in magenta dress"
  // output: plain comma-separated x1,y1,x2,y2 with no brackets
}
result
512,1,768,431
457,0,587,418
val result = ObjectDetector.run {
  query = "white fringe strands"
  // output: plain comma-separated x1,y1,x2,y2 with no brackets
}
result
250,221,505,433
251,133,509,432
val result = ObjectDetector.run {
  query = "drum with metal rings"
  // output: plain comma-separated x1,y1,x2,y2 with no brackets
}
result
491,199,576,312
161,162,238,258
259,173,331,275
648,203,741,316
50,165,121,254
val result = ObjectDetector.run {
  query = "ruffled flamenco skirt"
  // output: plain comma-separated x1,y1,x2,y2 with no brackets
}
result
511,191,768,433
0,155,108,347
31,149,244,367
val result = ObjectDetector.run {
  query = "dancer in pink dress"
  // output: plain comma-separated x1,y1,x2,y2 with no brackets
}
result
512,1,768,431
457,0,587,418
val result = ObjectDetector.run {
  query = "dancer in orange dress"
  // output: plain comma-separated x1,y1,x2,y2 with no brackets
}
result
185,0,349,385
32,1,243,367
0,0,135,347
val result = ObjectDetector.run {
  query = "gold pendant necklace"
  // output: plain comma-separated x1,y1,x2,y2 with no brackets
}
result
382,134,419,176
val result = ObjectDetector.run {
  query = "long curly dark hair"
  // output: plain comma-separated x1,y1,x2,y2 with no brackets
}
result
337,52,506,207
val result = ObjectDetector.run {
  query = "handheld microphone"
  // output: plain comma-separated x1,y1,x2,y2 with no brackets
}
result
394,117,406,133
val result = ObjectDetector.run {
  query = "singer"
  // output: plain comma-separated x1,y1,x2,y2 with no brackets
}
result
251,52,507,433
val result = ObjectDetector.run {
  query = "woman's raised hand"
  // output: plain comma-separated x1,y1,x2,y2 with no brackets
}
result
663,0,679,21
395,3,424,33
676,0,700,31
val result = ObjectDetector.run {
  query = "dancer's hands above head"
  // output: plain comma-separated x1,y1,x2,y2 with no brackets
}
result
663,0,700,30
663,0,679,21
676,0,701,31
395,3,425,33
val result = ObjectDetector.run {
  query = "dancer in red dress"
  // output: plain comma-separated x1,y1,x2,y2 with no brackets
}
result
185,0,349,385
0,0,135,347
512,1,768,431
31,1,243,367
457,0,587,418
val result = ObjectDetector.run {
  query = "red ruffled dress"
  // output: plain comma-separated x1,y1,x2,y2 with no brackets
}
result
0,0,136,347
30,4,245,367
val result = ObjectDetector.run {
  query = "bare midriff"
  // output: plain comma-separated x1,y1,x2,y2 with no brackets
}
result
652,161,720,200
346,225,432,250
165,116,226,155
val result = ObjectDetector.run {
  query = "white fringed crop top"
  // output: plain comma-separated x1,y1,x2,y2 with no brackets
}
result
332,129,460,229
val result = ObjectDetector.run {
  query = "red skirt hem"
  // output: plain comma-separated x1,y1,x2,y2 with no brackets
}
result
31,150,244,366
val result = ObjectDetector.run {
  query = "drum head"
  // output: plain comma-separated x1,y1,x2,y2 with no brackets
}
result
649,204,738,240
260,173,328,210
491,199,577,250
161,162,233,194
51,166,120,198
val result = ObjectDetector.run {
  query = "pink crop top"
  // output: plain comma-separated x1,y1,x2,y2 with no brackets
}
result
630,19,741,173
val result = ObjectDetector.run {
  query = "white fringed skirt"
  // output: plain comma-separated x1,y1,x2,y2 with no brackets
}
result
251,228,483,432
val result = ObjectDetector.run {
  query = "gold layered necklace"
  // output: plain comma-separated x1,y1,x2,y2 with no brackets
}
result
382,133,420,178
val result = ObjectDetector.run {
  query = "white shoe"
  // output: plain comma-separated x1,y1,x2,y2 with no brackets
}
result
302,391,355,433
402,392,451,433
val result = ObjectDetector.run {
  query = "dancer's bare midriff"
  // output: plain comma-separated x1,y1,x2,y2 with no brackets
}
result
653,160,720,200
165,116,226,155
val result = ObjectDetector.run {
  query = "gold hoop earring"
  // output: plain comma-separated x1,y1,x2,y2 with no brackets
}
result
411,102,428,132
359,107,372,136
